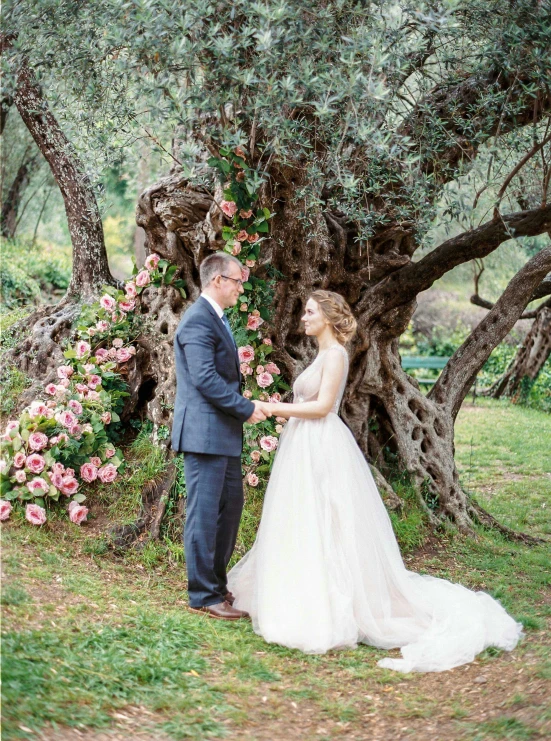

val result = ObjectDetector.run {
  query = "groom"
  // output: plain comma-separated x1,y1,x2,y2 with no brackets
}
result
172,252,269,620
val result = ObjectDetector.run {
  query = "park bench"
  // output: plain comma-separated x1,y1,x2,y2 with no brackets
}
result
401,356,450,386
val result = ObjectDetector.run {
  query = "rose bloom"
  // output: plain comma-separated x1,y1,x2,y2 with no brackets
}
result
55,410,77,429
231,243,241,256
75,383,88,394
54,384,68,396
83,363,96,373
263,338,272,346
69,424,82,439
0,500,13,521
246,314,264,331
58,378,71,389
76,340,91,358
98,463,118,483
69,501,89,525
257,372,274,389
127,346,136,356
275,416,287,424
50,471,64,490
0,459,8,474
28,432,49,451
90,457,102,467
13,451,26,468
270,393,282,403
26,453,46,474
265,362,281,375
94,348,108,363
241,265,250,282
256,365,265,374
220,200,237,218
96,320,109,332
28,402,52,419
5,421,19,436
87,374,101,390
101,412,111,425
46,400,57,409
125,281,137,298
112,338,123,348
237,230,249,242
87,391,101,402
250,450,261,462
45,383,57,396
260,435,278,452
82,423,93,434
56,433,69,446
240,363,253,376
100,294,117,311
87,326,97,336
247,233,259,243
60,476,79,496
135,269,151,287
240,303,248,312
119,299,135,312
243,390,253,399
245,259,256,268
49,436,59,446
15,469,27,483
26,503,47,526
68,399,83,416
240,209,253,219
116,347,132,363
104,447,115,459
144,253,160,270
238,345,255,364
80,462,98,482
27,477,49,494
247,472,259,487
57,365,74,379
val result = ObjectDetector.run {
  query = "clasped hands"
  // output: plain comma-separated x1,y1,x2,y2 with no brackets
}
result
246,400,274,424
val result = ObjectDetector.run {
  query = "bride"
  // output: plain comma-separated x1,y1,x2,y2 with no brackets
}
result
228,290,522,673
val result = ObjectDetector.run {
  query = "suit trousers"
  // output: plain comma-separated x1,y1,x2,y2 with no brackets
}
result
183,452,244,608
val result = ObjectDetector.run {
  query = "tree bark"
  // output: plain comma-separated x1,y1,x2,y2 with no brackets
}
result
1,147,39,238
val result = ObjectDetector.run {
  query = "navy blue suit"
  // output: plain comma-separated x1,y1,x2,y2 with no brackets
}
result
172,296,255,607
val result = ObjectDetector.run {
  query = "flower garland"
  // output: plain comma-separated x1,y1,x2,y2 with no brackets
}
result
0,255,184,526
209,145,288,487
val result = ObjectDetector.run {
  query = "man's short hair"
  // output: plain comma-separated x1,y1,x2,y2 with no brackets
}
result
199,252,243,289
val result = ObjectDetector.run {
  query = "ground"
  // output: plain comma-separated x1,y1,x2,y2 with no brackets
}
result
2,398,550,741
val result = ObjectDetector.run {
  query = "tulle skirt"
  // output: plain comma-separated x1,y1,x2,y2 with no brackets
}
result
228,413,522,672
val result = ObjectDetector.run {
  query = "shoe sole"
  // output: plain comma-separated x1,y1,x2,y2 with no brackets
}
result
187,606,247,621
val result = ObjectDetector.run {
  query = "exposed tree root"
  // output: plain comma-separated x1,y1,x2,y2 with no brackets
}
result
468,498,546,545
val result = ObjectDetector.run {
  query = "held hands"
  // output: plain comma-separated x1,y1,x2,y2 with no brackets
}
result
246,400,274,424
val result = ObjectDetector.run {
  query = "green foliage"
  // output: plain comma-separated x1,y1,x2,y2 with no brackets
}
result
0,365,32,419
0,239,71,308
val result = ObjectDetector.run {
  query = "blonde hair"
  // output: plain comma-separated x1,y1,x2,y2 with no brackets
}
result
309,290,357,344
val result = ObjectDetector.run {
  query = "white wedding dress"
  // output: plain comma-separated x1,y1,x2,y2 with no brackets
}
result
228,345,522,672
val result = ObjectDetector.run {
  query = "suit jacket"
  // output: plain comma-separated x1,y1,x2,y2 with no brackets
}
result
171,296,255,456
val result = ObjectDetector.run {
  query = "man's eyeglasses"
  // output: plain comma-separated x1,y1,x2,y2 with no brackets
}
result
220,275,244,288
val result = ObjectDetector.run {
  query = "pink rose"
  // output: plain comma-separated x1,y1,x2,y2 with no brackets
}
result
243,390,253,399
265,362,280,375
28,432,48,451
0,460,7,474
94,348,109,363
247,233,259,243
240,209,253,219
0,500,13,521
83,363,96,372
98,463,118,483
127,346,136,355
144,253,160,270
87,391,100,402
257,372,274,389
231,243,242,256
240,363,253,376
100,294,117,311
51,462,65,474
69,501,89,524
90,457,102,467
15,469,27,483
13,452,26,468
80,462,98,482
256,365,265,374
246,314,264,331
241,265,250,282
57,365,74,379
28,402,52,418
118,299,135,312
55,410,77,429
87,375,101,390
96,320,109,332
260,435,278,452
56,433,69,446
45,383,57,395
68,400,83,416
112,338,123,348
275,424,283,434
275,417,287,424
246,259,256,268
220,200,237,218
75,340,91,358
82,424,93,434
69,424,82,439
26,454,45,474
54,384,68,396
250,450,261,462
60,476,79,496
238,345,256,364
26,503,47,525
87,327,97,336
125,281,137,298
263,338,272,346
270,393,282,403
50,472,64,490
135,270,150,287
247,472,259,487
5,421,19,435
58,378,70,389
237,230,249,242
75,383,88,394
104,447,116,459
116,348,132,363
240,303,248,312
27,477,49,494
101,412,112,425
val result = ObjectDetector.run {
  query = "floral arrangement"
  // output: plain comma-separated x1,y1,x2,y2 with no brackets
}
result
209,145,288,486
0,254,183,526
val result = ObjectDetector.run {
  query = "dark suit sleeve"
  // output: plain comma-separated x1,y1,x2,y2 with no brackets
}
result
179,312,255,422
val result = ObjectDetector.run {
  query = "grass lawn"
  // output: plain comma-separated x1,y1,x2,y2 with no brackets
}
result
1,398,550,741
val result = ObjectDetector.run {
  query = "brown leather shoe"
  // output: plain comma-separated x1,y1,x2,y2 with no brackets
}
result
188,600,249,621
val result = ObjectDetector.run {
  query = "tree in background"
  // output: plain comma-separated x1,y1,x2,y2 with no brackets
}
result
2,0,550,537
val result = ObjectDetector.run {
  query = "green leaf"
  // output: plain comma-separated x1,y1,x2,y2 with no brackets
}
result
12,437,21,452
73,493,87,504
242,282,253,290
164,265,178,284
256,221,269,233
178,287,187,299
34,497,46,507
110,411,120,423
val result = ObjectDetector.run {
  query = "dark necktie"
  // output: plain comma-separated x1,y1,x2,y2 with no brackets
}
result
221,313,237,349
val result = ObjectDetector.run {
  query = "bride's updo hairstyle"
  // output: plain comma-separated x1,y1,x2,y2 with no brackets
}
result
309,290,357,344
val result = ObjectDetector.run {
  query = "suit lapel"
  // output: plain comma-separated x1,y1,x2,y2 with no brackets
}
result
199,297,240,373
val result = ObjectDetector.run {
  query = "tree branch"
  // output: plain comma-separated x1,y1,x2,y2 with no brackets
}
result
429,246,551,418
470,292,550,320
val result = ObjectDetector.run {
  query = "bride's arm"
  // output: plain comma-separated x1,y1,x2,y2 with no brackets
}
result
264,351,345,420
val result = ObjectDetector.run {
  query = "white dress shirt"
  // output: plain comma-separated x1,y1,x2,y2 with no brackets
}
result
201,292,224,319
